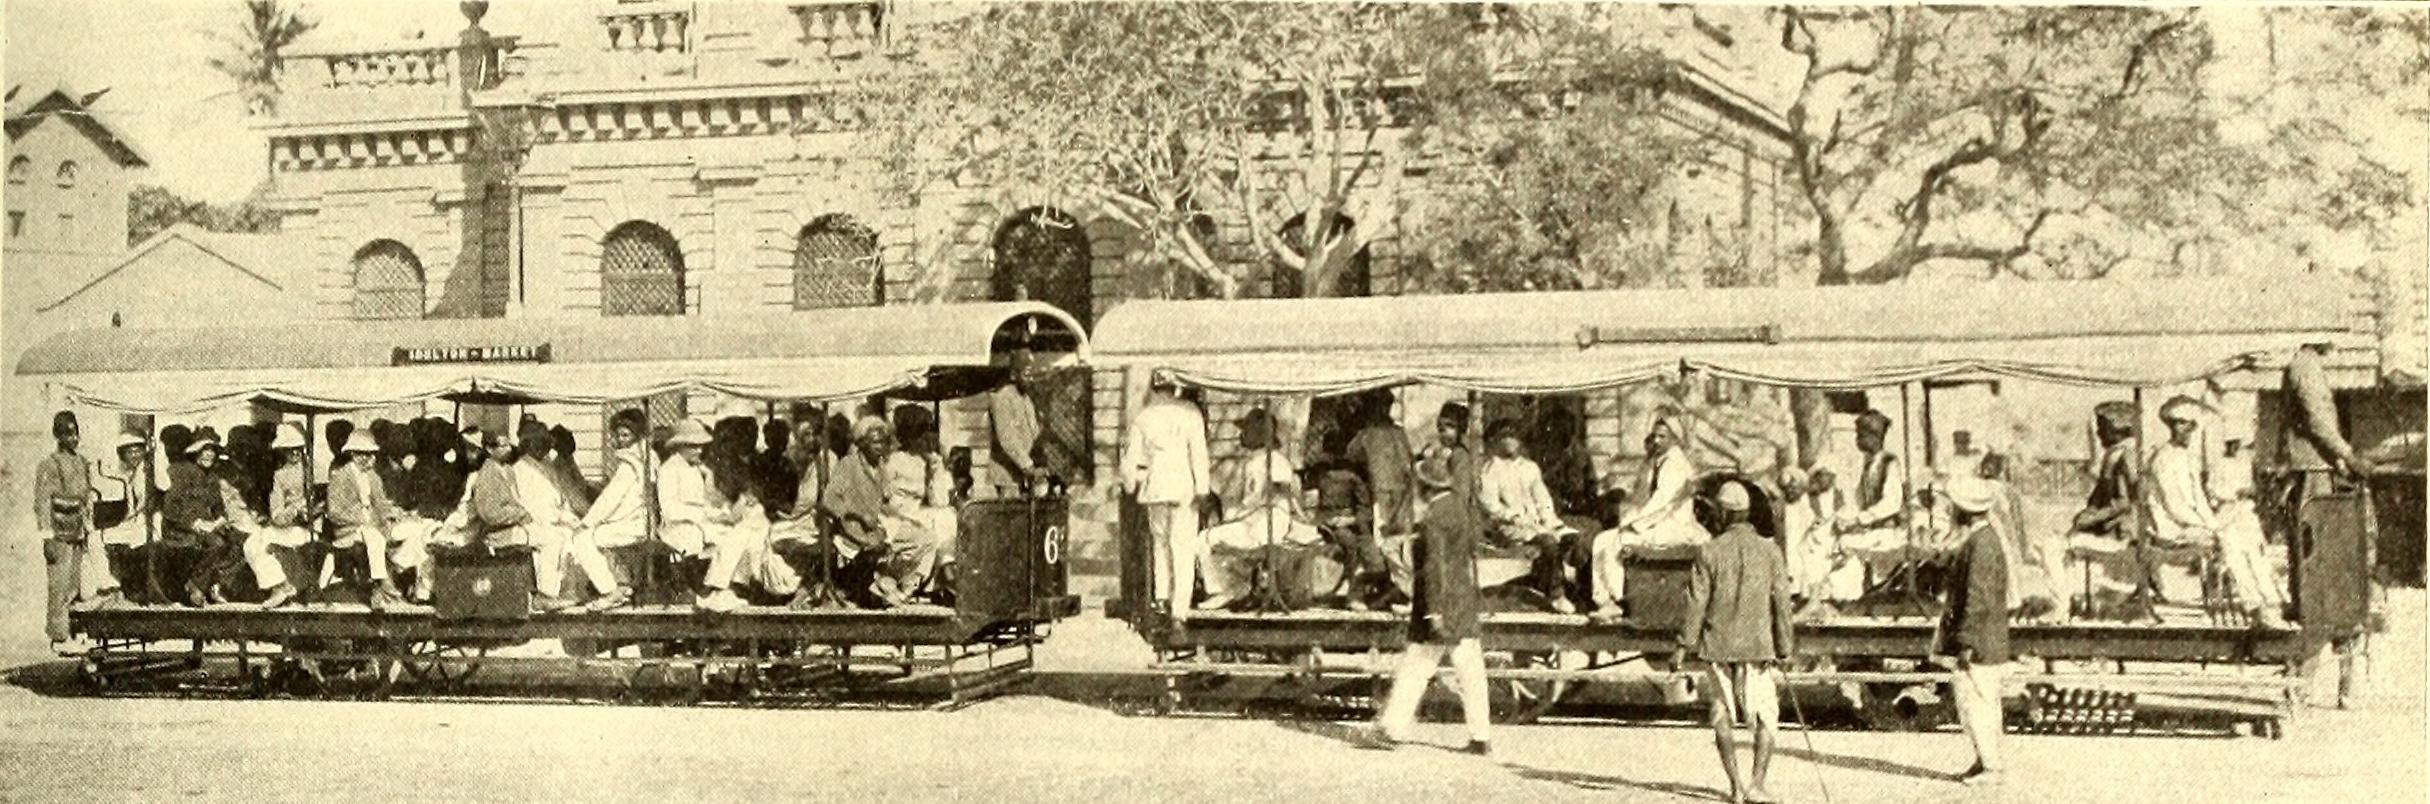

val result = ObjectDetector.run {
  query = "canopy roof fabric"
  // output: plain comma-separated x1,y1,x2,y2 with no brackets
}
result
15,302,1084,414
1091,278,2370,395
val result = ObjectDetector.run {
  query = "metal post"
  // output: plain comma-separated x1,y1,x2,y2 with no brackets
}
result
816,402,837,607
642,407,660,606
1898,384,1923,612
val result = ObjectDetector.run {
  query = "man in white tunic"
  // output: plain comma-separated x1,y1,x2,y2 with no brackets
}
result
1124,372,1212,619
2144,396,2286,629
1592,419,1709,618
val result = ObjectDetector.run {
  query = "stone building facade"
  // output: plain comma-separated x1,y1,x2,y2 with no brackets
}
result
262,2,1807,583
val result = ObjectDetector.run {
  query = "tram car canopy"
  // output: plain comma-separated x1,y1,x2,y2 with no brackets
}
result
13,301,1087,414
1090,277,2370,394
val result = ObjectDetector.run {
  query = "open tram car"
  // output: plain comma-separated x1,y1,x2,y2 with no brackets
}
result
17,302,1088,708
1095,278,2381,737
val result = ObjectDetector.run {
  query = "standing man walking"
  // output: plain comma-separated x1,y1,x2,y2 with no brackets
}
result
1678,481,1794,804
1940,476,2011,786
1124,371,1211,620
1365,454,1493,755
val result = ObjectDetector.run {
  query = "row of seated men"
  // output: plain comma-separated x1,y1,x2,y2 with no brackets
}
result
35,405,976,625
1139,387,2294,630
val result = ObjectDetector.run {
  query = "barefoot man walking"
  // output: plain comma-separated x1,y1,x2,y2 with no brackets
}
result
1679,481,1795,803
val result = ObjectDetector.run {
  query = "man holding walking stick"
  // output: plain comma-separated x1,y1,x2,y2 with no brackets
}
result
1679,480,1795,804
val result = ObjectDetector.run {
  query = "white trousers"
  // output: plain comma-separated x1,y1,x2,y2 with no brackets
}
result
1375,638,1492,744
667,520,769,594
2213,503,2285,612
1143,502,1201,609
1953,661,2007,771
327,523,427,586
242,524,315,589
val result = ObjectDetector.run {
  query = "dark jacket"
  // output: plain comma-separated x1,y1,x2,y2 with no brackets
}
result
162,462,225,547
466,461,530,535
1410,490,1483,644
1937,520,2011,664
1682,522,1796,663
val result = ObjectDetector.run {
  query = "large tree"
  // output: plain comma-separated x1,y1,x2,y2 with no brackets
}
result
1395,5,1720,293
1755,5,2412,285
206,0,318,117
858,2,1439,300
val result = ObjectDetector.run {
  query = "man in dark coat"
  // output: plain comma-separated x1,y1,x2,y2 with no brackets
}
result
1940,476,2011,786
1363,453,1492,755
1680,481,1794,804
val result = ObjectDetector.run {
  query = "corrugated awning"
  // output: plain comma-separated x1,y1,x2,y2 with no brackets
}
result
1091,278,2370,394
14,302,1086,414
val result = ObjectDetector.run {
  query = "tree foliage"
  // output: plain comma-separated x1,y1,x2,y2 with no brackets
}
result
128,185,279,246
859,2,1432,299
1753,5,2414,285
206,0,317,117
1396,5,1717,292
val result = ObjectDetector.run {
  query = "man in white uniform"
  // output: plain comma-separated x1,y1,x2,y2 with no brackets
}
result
1124,372,1211,619
2144,396,2286,629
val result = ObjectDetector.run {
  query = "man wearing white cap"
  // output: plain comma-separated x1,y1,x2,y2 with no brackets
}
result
329,430,417,610
1124,371,1211,619
661,419,761,613
1679,480,1794,804
1364,453,1493,756
241,424,318,609
1939,475,2011,786
2145,395,2286,629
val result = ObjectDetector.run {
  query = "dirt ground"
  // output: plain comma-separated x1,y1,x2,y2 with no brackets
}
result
0,432,2421,803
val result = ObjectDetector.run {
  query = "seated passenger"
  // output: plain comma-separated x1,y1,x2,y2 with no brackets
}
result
2071,400,2140,543
326,431,421,610
162,433,241,607
663,420,772,613
886,407,959,595
576,409,652,555
1477,419,1586,614
1833,410,1912,582
239,424,317,609
505,421,623,612
819,417,945,608
2144,397,2286,629
90,432,152,605
1201,410,1328,609
1590,419,1709,619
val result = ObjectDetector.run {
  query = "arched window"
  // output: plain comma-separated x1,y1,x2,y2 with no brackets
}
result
350,240,426,320
990,207,1095,484
53,160,78,188
1271,212,1370,298
791,215,881,309
990,207,1092,323
7,156,29,185
600,221,686,316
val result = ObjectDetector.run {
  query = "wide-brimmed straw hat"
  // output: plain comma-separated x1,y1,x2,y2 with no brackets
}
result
666,419,714,447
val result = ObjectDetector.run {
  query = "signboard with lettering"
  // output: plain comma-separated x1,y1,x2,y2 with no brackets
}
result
391,344,553,366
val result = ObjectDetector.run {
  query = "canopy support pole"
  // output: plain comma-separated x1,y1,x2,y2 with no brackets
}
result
641,407,659,607
2127,387,2160,622
816,402,840,609
1250,395,1290,614
1899,384,1926,613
